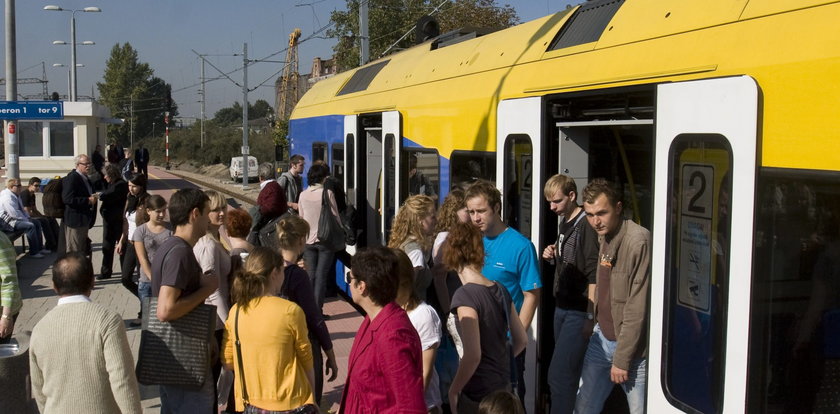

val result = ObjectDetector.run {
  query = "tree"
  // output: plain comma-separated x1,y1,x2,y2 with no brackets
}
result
328,0,519,71
211,100,273,127
97,43,178,146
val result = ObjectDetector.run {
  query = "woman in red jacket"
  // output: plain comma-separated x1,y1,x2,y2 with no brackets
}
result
340,247,426,413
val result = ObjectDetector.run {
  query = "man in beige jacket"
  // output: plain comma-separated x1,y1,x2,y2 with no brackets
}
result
574,179,650,414
30,252,142,413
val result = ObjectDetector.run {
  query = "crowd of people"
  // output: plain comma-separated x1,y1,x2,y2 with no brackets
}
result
0,148,653,414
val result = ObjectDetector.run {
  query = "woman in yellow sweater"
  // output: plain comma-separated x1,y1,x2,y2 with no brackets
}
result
222,246,318,413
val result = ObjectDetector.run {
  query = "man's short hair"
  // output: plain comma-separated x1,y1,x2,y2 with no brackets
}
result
581,178,622,207
74,154,89,165
258,163,275,180
168,188,209,228
290,154,304,165
307,163,330,185
52,252,95,296
465,179,501,212
544,174,577,199
28,177,41,186
351,246,399,307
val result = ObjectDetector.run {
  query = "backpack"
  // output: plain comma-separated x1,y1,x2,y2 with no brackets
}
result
43,177,65,218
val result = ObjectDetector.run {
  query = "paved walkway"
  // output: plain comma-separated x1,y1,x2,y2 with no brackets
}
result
10,165,361,413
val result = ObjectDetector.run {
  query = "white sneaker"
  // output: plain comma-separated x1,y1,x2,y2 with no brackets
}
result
30,252,45,258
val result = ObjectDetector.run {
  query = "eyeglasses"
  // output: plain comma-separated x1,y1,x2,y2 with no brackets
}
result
77,162,91,166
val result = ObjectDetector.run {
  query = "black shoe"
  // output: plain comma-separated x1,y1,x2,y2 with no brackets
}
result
129,319,142,327
96,273,112,280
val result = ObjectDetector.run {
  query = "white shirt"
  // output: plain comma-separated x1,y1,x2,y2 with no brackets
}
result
407,301,442,409
57,295,92,306
0,188,29,222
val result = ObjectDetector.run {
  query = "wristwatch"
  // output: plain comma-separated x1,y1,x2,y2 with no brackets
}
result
586,313,594,321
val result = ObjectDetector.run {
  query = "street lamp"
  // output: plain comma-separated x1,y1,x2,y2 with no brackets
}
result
52,63,84,99
44,5,101,101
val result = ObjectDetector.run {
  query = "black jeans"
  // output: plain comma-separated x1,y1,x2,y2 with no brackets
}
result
120,241,139,297
100,215,122,277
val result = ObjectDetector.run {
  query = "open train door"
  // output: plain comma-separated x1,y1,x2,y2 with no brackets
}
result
381,110,402,244
649,76,758,414
339,114,359,296
497,96,544,413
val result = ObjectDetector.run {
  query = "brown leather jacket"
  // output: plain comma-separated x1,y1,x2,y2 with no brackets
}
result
594,218,651,370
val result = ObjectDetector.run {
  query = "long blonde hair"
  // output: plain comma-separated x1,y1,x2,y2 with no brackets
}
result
388,195,435,251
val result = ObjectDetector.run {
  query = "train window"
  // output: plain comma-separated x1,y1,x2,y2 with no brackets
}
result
450,150,496,190
312,142,327,163
504,134,533,238
548,0,625,51
346,134,355,188
383,134,396,241
663,134,732,414
337,60,390,96
400,149,439,205
332,143,344,186
747,168,840,413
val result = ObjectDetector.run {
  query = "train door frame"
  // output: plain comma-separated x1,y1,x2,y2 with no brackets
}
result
649,76,758,413
497,96,544,412
343,111,403,249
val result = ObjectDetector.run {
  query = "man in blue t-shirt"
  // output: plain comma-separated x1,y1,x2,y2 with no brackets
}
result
465,180,541,404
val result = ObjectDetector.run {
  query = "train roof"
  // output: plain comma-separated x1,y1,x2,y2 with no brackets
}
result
292,0,839,120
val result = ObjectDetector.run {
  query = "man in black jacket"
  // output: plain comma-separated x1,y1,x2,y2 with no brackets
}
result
134,143,149,177
97,164,128,280
62,154,98,255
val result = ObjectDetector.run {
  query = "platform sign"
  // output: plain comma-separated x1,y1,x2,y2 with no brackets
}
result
0,101,64,120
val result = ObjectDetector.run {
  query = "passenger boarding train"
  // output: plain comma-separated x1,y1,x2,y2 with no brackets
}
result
289,0,840,412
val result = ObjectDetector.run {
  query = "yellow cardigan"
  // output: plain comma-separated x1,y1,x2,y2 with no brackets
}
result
223,296,315,412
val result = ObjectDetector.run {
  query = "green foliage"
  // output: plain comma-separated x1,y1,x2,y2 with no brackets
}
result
328,0,519,71
142,122,277,168
97,43,178,147
211,99,274,127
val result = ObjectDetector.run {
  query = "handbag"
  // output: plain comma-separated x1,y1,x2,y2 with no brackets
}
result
135,297,216,390
316,187,346,252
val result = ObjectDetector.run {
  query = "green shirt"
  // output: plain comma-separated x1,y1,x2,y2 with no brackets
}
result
0,232,21,315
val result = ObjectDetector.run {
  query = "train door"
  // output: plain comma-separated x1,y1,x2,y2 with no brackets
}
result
540,85,657,413
649,76,758,414
344,111,402,249
497,97,544,412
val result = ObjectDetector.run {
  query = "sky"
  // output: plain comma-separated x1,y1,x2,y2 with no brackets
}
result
2,0,577,123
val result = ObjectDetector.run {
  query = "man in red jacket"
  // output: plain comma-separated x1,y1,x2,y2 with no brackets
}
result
256,163,287,219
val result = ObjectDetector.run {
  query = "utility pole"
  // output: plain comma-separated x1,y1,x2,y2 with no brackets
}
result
200,58,206,148
129,97,134,152
360,0,369,65
5,0,19,180
241,43,249,189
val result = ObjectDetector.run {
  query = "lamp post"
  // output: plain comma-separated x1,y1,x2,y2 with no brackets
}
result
44,5,101,101
52,63,84,99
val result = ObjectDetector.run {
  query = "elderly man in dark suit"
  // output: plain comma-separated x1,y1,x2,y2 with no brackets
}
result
134,143,149,177
62,154,98,255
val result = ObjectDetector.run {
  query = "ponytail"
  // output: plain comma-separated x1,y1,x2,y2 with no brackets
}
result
276,215,310,250
230,246,284,311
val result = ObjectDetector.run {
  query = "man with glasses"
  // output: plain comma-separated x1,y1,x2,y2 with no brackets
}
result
62,155,98,255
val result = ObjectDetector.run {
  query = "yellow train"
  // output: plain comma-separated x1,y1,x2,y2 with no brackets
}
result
289,0,840,412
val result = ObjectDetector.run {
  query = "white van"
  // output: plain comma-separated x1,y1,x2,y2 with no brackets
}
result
229,156,259,182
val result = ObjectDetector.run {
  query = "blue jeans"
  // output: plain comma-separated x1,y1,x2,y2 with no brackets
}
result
303,243,335,311
574,324,647,414
549,308,589,414
14,220,43,255
159,369,214,414
138,282,152,313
